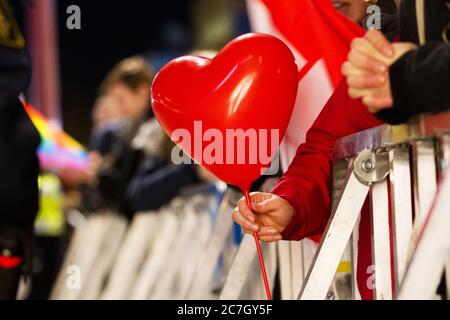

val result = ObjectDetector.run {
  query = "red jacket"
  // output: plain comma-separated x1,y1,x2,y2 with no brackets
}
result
272,80,383,299
273,80,382,240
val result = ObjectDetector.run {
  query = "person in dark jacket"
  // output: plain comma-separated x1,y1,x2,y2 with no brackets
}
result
0,0,40,299
125,121,218,213
84,56,153,217
126,159,201,212
343,0,450,124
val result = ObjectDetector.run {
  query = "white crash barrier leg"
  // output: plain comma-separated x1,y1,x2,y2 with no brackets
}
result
276,240,306,300
100,213,161,300
298,169,370,300
332,241,355,300
409,139,438,256
370,179,393,300
50,212,88,299
300,239,317,290
244,241,276,300
219,232,277,300
397,170,450,299
129,208,181,299
219,234,257,300
276,239,308,300
277,241,293,300
76,214,127,300
298,149,390,300
78,215,128,300
330,158,355,300
150,197,211,300
439,134,450,299
50,213,127,300
445,256,450,299
276,240,309,300
50,214,88,299
128,193,217,300
389,147,413,287
291,241,308,298
186,193,234,300
266,242,278,298
351,220,361,300
177,208,212,299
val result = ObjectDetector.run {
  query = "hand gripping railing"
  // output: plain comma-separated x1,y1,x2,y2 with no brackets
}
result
298,113,450,300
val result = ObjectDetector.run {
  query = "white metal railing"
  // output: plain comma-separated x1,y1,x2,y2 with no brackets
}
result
296,112,450,300
50,114,450,300
51,189,223,300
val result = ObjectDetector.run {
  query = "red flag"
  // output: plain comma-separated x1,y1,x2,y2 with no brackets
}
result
247,0,364,168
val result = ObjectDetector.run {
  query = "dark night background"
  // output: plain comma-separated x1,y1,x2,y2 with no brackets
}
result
55,0,194,144
12,0,249,145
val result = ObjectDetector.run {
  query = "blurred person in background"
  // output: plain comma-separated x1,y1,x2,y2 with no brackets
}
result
343,0,450,123
91,95,123,133
86,95,123,186
0,0,40,299
58,96,124,190
82,56,153,217
126,127,218,213
125,50,219,213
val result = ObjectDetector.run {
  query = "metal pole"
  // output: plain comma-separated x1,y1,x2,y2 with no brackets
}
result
389,147,413,287
298,169,370,300
370,179,393,299
397,170,450,299
27,0,62,123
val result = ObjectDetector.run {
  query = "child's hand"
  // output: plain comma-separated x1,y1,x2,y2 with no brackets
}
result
232,192,294,243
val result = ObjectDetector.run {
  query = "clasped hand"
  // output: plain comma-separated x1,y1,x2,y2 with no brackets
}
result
342,29,417,113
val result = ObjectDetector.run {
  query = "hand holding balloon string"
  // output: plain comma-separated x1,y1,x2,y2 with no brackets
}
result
238,190,296,300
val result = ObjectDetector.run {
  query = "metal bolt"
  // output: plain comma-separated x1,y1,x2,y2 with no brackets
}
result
362,159,375,172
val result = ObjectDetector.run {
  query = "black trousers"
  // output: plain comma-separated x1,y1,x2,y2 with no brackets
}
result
0,44,40,299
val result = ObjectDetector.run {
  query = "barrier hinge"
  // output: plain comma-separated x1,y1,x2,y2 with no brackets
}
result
353,149,389,186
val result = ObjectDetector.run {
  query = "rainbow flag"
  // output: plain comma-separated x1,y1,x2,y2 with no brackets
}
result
22,101,88,172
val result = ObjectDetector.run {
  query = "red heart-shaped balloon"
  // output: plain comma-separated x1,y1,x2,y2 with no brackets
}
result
152,33,298,190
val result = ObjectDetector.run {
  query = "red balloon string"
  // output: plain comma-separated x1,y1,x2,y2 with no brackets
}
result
244,190,272,300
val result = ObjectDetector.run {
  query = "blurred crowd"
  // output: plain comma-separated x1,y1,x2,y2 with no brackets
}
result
28,55,222,299
79,57,214,216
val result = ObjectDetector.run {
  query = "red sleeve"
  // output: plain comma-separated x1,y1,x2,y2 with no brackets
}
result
272,80,382,241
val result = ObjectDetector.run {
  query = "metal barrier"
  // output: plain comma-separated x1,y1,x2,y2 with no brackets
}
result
50,212,128,300
296,113,450,300
51,114,450,300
